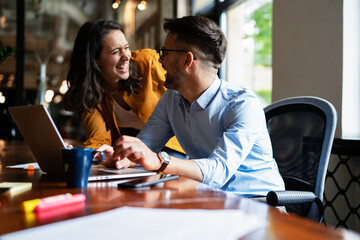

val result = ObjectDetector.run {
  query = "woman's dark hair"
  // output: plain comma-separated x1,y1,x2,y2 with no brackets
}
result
63,19,141,113
163,16,227,69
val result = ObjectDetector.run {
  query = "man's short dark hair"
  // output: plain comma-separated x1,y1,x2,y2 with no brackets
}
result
163,16,227,69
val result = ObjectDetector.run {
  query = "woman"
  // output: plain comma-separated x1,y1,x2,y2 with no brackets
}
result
63,19,184,168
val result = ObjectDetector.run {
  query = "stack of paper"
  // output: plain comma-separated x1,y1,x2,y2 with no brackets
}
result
1,206,267,240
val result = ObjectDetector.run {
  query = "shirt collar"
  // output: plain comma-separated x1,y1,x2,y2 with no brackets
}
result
195,76,221,109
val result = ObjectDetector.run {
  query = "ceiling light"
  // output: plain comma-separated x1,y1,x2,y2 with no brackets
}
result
59,80,69,94
137,1,147,11
112,0,121,9
45,90,54,103
0,92,5,104
112,2,119,9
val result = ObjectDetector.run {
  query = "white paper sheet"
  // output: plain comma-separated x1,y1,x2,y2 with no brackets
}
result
1,207,267,240
6,162,40,169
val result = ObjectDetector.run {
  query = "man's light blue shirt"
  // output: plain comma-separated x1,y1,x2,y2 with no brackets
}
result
138,77,285,196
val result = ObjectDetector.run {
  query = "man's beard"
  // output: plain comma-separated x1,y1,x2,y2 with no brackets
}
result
164,73,181,90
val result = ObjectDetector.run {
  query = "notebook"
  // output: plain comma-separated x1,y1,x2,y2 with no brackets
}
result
0,182,32,195
8,105,156,181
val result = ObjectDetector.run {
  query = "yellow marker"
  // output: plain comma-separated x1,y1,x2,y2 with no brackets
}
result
22,199,41,213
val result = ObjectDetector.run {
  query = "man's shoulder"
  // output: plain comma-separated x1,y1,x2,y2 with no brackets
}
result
219,80,254,100
218,81,263,112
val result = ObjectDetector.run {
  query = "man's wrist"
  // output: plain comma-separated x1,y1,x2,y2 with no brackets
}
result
156,151,171,173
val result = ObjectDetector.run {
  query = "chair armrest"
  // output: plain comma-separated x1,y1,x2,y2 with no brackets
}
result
266,190,324,222
266,191,316,206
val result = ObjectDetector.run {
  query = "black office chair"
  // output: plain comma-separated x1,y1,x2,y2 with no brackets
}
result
264,96,337,222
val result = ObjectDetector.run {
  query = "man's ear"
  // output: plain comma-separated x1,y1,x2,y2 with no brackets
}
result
184,52,195,68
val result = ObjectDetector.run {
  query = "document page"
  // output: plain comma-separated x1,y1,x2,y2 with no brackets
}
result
1,207,267,240
6,163,40,169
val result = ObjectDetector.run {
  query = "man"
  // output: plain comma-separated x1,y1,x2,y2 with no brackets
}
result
113,16,284,196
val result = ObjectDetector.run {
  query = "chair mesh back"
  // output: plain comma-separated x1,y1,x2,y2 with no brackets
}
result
266,104,326,216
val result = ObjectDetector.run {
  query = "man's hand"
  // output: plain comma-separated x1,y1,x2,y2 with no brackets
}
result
96,144,136,169
113,136,161,171
113,136,203,182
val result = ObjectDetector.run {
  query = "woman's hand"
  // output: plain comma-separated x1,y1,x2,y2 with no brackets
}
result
96,144,136,169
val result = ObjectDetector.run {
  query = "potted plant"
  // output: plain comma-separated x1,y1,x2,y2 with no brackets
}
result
0,46,16,64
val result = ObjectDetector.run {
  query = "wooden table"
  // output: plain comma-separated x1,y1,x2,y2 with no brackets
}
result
0,140,356,239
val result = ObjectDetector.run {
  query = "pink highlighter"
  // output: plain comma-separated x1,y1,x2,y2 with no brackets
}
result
34,193,86,212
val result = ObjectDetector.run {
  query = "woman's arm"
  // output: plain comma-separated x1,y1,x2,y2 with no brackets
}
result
82,106,113,149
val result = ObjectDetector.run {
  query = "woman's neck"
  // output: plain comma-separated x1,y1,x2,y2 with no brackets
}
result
102,80,120,95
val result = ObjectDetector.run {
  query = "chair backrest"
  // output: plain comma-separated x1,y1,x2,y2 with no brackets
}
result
264,96,337,219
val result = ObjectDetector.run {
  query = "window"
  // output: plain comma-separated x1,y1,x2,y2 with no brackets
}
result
224,0,273,104
342,0,360,138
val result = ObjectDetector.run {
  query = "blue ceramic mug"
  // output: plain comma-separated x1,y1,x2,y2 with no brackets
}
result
62,148,104,188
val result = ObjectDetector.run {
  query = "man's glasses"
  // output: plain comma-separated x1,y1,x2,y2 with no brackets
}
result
158,47,196,60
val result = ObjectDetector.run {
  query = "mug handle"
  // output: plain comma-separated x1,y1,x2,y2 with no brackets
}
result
92,151,105,164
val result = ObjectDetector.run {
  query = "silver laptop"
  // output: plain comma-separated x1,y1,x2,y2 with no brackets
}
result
8,105,156,181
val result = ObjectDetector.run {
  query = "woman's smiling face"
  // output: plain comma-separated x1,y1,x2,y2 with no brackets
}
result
97,30,131,91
